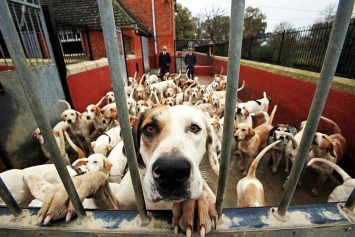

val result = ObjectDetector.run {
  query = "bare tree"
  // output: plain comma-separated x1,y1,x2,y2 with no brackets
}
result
199,5,230,43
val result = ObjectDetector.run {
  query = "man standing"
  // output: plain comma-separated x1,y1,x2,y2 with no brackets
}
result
158,45,171,79
184,47,197,79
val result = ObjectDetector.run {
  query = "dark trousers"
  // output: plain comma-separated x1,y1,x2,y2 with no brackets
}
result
160,65,170,78
187,66,194,79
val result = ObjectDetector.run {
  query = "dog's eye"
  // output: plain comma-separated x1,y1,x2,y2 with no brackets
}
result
190,124,200,133
143,125,156,135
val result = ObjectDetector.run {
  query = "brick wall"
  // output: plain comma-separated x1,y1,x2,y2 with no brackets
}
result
88,30,106,60
120,0,176,69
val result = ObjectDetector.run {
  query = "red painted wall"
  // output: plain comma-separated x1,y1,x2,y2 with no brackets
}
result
210,58,355,176
67,65,112,112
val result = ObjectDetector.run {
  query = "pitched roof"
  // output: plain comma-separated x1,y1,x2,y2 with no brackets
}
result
40,0,151,35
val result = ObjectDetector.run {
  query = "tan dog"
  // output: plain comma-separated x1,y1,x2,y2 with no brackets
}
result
236,140,281,207
303,116,347,196
60,106,92,156
37,105,220,236
307,158,354,202
234,105,277,177
105,91,115,104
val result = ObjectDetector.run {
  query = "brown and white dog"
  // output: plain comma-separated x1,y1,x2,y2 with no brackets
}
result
37,105,220,236
236,140,281,207
236,92,270,114
307,158,354,202
303,116,347,196
234,105,277,177
235,106,269,128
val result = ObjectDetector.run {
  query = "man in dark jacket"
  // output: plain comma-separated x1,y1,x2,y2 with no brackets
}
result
184,47,197,79
158,45,171,79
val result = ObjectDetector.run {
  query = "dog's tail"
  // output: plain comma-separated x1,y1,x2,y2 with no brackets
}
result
268,105,277,125
247,140,281,178
307,158,350,182
63,131,85,158
185,68,189,79
174,70,182,80
262,92,269,112
219,66,224,77
237,80,245,92
320,116,342,134
59,100,71,110
96,96,106,107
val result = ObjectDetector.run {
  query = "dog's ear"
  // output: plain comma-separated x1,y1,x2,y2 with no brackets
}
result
91,141,96,149
246,127,255,140
130,113,146,169
76,111,82,119
328,142,337,158
60,112,65,121
103,158,113,172
205,118,220,175
106,144,114,151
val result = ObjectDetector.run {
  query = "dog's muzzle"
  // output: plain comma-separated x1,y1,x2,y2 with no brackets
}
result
151,156,191,201
236,107,242,115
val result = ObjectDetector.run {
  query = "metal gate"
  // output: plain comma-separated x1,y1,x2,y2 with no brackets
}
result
0,0,355,236
0,0,67,169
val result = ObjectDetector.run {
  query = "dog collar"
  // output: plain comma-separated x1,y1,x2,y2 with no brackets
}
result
103,132,111,143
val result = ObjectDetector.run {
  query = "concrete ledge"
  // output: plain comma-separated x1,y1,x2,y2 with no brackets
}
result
66,63,86,76
66,58,108,75
240,60,355,94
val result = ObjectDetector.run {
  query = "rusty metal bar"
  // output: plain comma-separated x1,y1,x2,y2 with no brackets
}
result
215,0,245,218
0,178,22,217
277,0,355,216
0,0,86,218
97,0,149,225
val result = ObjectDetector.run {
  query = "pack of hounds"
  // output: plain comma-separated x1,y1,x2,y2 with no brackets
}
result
0,67,351,236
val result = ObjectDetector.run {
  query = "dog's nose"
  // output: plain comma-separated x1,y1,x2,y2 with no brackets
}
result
152,157,191,189
236,108,241,114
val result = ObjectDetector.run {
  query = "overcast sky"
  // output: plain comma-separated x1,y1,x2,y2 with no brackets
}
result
177,0,344,32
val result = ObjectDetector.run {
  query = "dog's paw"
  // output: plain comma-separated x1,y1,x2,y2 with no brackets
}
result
37,171,112,224
172,190,216,237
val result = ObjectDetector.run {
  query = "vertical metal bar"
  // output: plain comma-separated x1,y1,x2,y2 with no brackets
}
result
0,177,22,217
345,188,355,211
0,0,86,219
277,30,285,64
97,0,149,225
277,0,355,216
215,0,245,218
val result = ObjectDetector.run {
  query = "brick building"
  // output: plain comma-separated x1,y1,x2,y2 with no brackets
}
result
40,0,177,77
